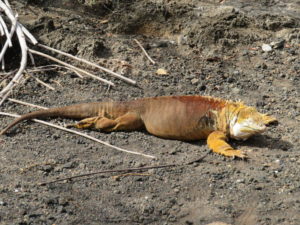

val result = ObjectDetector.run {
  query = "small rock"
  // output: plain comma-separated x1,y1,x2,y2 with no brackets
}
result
156,68,168,75
199,84,206,91
58,197,69,206
173,188,180,194
242,50,248,56
63,161,77,169
227,77,234,83
57,205,66,213
233,70,240,76
191,78,199,84
232,87,240,94
0,199,6,206
114,190,121,194
150,40,169,48
177,35,188,45
236,179,245,183
262,44,272,52
261,63,268,69
39,165,53,173
270,39,285,49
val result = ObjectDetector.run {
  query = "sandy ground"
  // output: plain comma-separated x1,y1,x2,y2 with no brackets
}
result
0,0,299,224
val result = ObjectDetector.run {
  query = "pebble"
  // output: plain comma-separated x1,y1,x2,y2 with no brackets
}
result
177,35,188,45
262,44,272,52
191,78,199,84
233,70,240,76
0,199,6,206
39,165,53,173
57,205,66,213
150,40,170,48
270,39,285,49
63,162,77,169
173,188,180,194
232,87,240,94
236,179,245,184
78,163,86,169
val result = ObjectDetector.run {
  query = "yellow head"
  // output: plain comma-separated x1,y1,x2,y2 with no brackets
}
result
227,104,277,140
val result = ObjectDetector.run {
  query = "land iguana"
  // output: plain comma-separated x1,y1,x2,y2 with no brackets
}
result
0,96,277,158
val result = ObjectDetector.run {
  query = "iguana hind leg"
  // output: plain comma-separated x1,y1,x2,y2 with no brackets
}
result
69,112,144,132
68,116,117,130
207,131,246,158
108,112,144,131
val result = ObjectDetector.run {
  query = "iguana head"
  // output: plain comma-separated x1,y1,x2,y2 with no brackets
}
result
228,104,277,140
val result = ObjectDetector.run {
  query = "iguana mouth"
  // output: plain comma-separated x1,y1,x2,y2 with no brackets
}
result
230,118,266,140
240,125,266,134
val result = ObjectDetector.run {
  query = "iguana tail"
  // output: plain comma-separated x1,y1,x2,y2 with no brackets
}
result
0,102,123,135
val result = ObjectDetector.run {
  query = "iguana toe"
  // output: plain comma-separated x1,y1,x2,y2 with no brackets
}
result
224,149,247,159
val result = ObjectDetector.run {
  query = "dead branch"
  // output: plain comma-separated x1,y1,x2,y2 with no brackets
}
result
37,44,136,85
0,13,28,105
28,49,114,86
38,164,175,186
134,39,156,65
8,98,47,109
27,73,55,90
0,1,136,106
38,154,208,185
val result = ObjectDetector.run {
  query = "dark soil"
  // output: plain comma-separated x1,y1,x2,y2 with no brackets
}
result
1,0,299,224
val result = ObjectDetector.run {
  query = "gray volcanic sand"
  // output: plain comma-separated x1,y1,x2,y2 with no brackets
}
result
0,1,299,224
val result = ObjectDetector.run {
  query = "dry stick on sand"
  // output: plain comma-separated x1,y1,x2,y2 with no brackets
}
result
0,22,29,105
27,73,55,90
28,49,114,86
38,153,208,186
0,1,134,105
134,39,156,65
0,111,156,159
0,1,39,105
37,44,136,85
8,98,47,109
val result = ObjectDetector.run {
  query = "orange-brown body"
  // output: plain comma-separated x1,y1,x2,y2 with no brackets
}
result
1,96,276,158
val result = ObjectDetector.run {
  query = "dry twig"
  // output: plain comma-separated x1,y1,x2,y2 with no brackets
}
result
0,1,39,105
7,98,47,109
39,165,174,185
27,73,55,90
38,154,208,185
134,39,156,65
0,1,136,106
37,44,136,85
28,49,114,86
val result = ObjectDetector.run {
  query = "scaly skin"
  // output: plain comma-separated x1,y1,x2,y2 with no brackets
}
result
0,96,277,158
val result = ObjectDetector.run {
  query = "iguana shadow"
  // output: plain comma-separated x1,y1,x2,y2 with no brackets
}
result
178,133,292,155
232,134,293,152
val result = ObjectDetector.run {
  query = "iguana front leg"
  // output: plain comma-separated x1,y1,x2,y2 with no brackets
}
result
207,131,246,158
